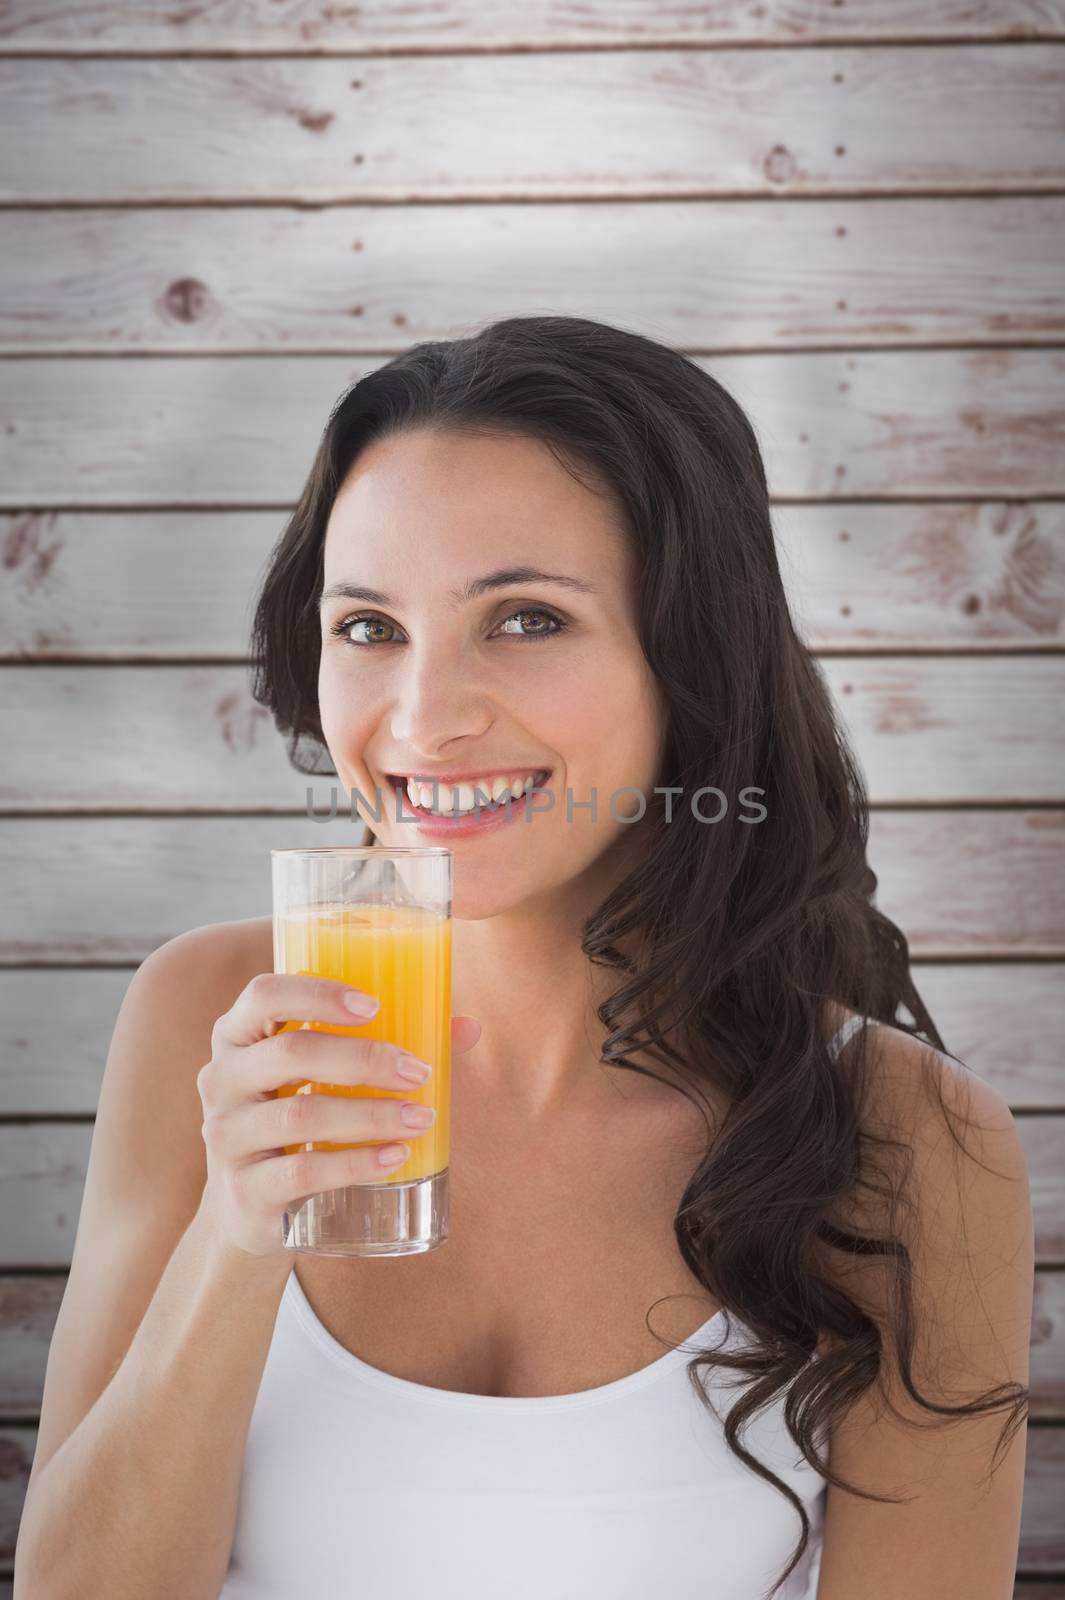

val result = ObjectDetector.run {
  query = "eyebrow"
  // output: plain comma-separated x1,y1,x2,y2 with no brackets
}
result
317,566,599,610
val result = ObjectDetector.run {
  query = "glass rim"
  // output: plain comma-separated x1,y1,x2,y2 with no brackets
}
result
271,846,451,859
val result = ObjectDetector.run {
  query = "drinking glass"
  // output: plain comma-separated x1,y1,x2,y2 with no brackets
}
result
270,846,452,1256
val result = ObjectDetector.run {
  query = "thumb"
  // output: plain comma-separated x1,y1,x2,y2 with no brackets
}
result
450,1014,482,1053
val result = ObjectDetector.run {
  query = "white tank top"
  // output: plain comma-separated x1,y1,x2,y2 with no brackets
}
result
219,1013,872,1600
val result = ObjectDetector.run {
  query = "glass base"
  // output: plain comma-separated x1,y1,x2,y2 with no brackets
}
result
282,1167,449,1257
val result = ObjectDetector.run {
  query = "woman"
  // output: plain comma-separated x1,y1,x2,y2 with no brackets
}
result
16,316,1032,1600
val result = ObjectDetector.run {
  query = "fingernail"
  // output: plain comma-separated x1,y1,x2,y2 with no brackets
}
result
343,991,379,1017
377,1143,408,1166
397,1055,432,1083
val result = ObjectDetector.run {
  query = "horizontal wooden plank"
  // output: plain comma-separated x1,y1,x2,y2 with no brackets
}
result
1019,1428,1065,1571
0,811,1059,963
0,1428,34,1562
1025,1119,1065,1263
3,1264,1061,1421
2,1115,1060,1269
2,350,1063,506
3,1415,1065,1569
0,1128,104,1268
2,48,1064,203
0,815,369,962
0,968,132,1115
1,0,1062,53
776,501,1065,652
3,197,1064,354
3,963,1060,1118
911,964,1065,1109
1032,1273,1065,1419
0,658,1060,811
820,657,1065,804
868,810,1065,959
0,666,302,811
4,503,1062,660
0,509,270,659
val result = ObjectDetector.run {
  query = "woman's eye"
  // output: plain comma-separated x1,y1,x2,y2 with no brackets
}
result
333,615,396,646
495,608,567,642
329,607,568,647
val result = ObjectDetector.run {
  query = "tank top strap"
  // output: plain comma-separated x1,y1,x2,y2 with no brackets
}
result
827,1012,875,1060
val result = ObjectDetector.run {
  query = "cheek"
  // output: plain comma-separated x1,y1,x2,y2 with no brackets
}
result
316,658,377,756
316,660,345,739
553,667,664,823
568,656,662,762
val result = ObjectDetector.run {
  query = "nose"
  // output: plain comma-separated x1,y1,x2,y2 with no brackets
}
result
387,637,494,756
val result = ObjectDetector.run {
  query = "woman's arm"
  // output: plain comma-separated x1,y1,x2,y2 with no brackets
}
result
13,922,292,1600
16,1193,293,1600
816,1029,1034,1600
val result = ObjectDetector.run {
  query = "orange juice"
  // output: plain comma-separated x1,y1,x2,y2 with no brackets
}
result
272,900,451,1184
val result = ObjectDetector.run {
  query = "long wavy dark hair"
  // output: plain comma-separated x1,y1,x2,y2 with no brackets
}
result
249,314,1028,1599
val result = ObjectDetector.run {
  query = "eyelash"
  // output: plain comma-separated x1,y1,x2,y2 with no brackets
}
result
328,606,570,648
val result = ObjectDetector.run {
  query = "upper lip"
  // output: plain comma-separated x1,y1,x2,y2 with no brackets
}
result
387,767,551,785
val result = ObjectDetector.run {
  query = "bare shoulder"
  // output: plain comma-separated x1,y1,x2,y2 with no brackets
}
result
820,1008,1031,1351
841,1012,1024,1196
140,912,273,996
97,913,274,1196
823,1001,1019,1166
814,1012,1034,1599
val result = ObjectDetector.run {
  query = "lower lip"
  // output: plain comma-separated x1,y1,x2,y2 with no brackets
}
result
388,773,552,838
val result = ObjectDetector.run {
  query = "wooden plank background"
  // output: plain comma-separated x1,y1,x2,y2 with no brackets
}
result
1,2,1063,1591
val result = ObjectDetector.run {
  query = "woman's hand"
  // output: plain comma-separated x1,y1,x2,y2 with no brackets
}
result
196,972,480,1259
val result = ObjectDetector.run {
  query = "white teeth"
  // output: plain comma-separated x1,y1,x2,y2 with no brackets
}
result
402,771,547,815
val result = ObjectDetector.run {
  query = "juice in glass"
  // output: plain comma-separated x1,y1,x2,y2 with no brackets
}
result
270,847,452,1256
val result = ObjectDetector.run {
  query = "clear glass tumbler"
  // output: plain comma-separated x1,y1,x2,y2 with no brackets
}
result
270,845,452,1256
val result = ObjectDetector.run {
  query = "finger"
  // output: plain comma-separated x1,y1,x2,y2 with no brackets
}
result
214,972,379,1050
242,1027,433,1104
451,1015,482,1053
221,1073,430,1164
235,1140,413,1214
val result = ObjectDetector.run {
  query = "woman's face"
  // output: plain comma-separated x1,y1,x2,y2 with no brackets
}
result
317,426,668,919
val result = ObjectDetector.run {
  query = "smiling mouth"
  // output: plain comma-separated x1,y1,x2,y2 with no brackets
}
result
385,770,553,813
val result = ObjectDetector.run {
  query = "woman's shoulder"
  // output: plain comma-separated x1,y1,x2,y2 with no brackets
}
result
812,1003,1030,1371
816,1001,1025,1306
821,1000,1000,1132
141,914,274,999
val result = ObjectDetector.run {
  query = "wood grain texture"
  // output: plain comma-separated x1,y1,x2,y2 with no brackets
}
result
867,810,1065,958
3,503,1062,659
819,656,1065,804
911,965,1065,1110
0,509,274,660
1,49,1064,202
1,0,1061,1572
2,198,1064,353
776,501,1065,652
1019,1428,1065,1571
1,0,1063,53
2,349,1063,507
